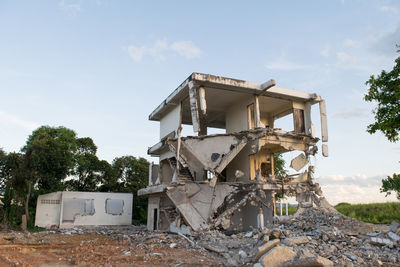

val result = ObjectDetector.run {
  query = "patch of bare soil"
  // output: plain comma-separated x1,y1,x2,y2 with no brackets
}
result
0,227,224,267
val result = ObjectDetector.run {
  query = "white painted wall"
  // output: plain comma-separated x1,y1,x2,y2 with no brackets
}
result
147,196,160,231
160,104,181,139
225,95,254,133
35,191,133,228
34,192,63,228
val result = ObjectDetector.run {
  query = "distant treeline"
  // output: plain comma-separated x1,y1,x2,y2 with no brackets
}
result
0,126,149,229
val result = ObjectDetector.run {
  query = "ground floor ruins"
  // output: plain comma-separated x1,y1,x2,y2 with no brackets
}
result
1,206,399,266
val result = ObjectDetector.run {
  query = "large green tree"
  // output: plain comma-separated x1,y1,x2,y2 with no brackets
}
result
0,151,25,226
21,126,78,220
111,156,149,224
364,47,400,142
65,137,109,192
365,46,400,199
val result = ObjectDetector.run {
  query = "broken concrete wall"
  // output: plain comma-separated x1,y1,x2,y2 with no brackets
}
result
35,191,133,228
229,191,274,231
225,141,254,181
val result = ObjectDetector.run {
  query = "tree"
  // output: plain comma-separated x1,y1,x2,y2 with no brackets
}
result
111,156,149,224
65,137,105,192
364,47,400,142
365,46,400,199
381,173,400,199
21,126,78,220
0,148,7,190
274,154,288,178
0,152,24,226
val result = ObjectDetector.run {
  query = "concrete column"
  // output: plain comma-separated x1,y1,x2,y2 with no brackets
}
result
148,161,153,186
258,208,264,230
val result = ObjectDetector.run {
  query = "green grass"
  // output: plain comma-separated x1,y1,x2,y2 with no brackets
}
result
288,206,298,215
334,202,400,224
275,205,298,215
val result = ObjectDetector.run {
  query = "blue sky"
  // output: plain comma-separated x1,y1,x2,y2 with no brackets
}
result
0,0,399,204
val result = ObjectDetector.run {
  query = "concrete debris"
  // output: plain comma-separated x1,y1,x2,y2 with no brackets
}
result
2,209,400,266
389,220,400,233
258,246,296,267
290,153,308,171
282,256,333,267
238,249,247,259
370,237,394,247
299,202,313,208
254,239,280,261
282,236,309,246
245,231,253,238
388,231,400,242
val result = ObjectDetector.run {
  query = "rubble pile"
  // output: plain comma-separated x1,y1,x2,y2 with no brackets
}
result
179,206,400,266
1,208,399,266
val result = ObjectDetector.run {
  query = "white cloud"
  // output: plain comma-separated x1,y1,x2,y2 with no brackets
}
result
127,45,146,62
0,111,39,131
320,47,330,57
148,39,169,60
59,0,81,15
379,5,400,14
170,41,202,59
336,51,359,66
265,58,310,71
333,108,369,119
127,39,202,62
318,173,399,205
343,39,360,48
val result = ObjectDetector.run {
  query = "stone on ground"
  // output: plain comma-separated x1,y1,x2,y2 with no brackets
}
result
282,256,333,267
254,239,280,261
258,246,296,267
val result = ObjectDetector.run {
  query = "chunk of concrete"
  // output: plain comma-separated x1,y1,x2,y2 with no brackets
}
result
239,250,247,259
322,144,328,157
388,232,400,242
282,256,333,267
254,239,280,261
170,221,192,236
389,221,400,233
282,236,309,246
258,246,296,267
245,231,253,238
370,237,394,246
290,153,308,171
300,202,313,208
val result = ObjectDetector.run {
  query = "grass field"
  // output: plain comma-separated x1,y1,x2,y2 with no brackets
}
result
334,202,400,224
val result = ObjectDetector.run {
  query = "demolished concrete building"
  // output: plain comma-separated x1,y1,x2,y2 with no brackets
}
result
138,73,329,233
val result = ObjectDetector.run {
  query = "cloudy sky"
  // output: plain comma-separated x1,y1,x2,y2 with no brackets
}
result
0,0,399,204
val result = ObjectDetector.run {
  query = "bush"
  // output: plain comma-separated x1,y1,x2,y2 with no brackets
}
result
335,202,400,224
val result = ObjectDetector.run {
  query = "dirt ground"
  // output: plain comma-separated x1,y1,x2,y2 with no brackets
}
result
0,227,224,267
